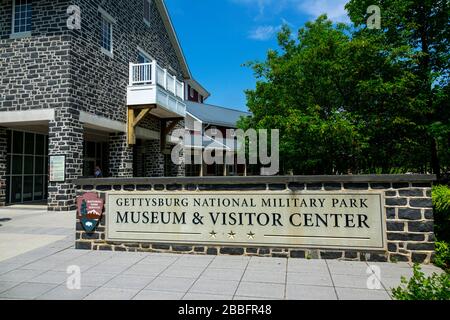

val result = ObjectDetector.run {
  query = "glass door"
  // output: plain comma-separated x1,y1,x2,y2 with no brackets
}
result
6,130,48,204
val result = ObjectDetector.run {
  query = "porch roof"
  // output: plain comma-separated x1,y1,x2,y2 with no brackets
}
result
186,101,251,128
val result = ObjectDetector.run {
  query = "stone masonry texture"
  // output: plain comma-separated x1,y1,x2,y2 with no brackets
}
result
74,178,436,264
0,0,187,209
0,127,6,207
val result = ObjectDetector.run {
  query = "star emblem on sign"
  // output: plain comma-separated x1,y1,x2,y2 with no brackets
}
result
209,230,217,239
247,231,255,240
228,231,236,239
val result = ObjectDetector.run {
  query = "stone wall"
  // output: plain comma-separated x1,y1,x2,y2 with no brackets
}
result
74,175,436,263
0,0,188,208
47,107,84,211
69,0,184,123
109,133,133,178
0,127,6,207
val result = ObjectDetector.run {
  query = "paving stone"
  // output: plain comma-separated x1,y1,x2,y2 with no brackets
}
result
183,293,233,300
200,268,244,281
0,268,45,282
103,275,154,290
37,284,97,300
133,290,184,300
138,255,179,265
122,264,168,276
76,272,116,287
84,287,139,300
233,295,279,300
0,263,22,275
161,266,205,279
286,284,337,300
0,282,57,299
235,282,285,299
336,287,391,300
145,276,196,293
380,276,411,290
287,260,329,273
87,263,130,275
332,274,384,290
189,279,239,295
287,272,333,287
0,281,20,294
28,271,68,285
242,270,286,284
208,260,249,270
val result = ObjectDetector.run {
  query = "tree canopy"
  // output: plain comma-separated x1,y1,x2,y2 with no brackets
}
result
239,0,449,177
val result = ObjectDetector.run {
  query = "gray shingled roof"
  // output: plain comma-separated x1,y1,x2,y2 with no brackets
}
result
186,101,251,128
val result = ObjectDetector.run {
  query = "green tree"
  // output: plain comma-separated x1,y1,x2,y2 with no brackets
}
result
346,0,450,177
240,18,367,174
240,16,416,174
240,1,449,176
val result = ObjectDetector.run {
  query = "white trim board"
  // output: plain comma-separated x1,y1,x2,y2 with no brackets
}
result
80,111,160,141
79,111,125,133
0,109,55,124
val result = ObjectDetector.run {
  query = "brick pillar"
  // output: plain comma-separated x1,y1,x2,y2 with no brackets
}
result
167,119,185,177
109,133,133,177
47,108,83,211
144,139,164,177
0,127,7,207
171,148,185,177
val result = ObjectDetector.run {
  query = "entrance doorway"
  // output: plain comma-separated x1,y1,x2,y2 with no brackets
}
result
5,130,49,204
82,141,109,178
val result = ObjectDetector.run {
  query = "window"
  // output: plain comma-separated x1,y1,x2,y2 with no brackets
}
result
5,129,49,204
143,0,152,25
98,7,115,56
12,0,32,35
101,17,112,54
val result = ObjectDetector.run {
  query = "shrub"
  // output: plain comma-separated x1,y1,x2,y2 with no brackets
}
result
392,264,450,300
432,185,450,242
434,241,450,272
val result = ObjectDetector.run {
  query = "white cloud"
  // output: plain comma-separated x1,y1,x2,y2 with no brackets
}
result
248,25,281,41
297,0,350,23
230,0,350,23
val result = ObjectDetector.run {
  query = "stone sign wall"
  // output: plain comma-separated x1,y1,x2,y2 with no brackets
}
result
74,175,436,263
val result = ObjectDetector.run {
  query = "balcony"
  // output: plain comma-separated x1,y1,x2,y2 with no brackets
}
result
127,61,186,118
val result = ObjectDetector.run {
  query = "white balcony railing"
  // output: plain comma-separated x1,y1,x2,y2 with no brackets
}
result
129,61,184,100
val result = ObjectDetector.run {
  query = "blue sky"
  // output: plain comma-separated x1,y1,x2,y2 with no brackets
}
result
165,0,350,111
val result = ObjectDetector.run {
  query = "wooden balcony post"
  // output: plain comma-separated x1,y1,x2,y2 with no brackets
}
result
163,68,168,90
129,63,134,86
151,61,157,84
127,107,135,145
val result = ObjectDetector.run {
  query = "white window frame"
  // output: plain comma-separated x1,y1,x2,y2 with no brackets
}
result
10,0,32,39
98,7,115,57
137,47,154,63
143,0,152,27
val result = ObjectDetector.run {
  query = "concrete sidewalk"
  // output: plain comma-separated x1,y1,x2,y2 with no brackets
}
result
0,207,444,300
0,206,74,262
0,245,444,300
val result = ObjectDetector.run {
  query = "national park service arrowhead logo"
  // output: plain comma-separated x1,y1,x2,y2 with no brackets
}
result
77,193,104,233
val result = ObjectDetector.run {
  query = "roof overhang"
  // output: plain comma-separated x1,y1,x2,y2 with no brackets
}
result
156,0,191,79
186,78,211,99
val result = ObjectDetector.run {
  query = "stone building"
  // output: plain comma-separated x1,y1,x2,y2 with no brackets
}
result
184,100,251,177
0,0,205,210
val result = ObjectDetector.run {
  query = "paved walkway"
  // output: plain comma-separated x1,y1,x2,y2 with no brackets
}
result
0,207,444,300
